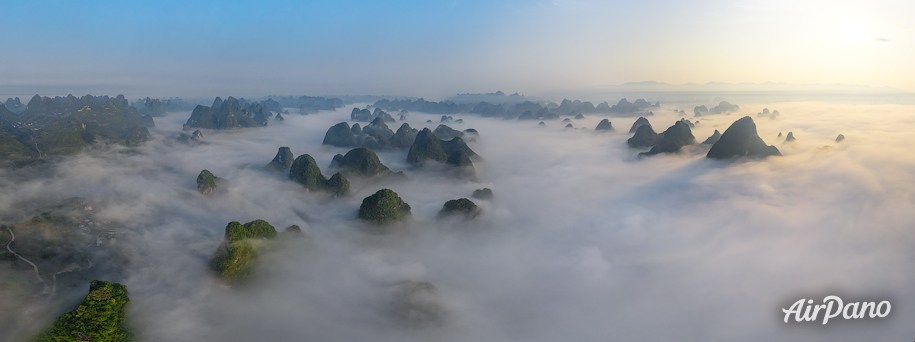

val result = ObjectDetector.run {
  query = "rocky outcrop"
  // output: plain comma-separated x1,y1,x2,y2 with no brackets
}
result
35,280,131,341
323,122,357,147
557,99,597,115
373,108,396,122
284,225,302,235
757,108,780,119
358,189,411,226
197,169,219,194
289,154,326,190
177,129,205,144
696,101,739,116
609,98,658,115
445,149,476,179
0,94,155,159
289,154,350,195
406,128,448,165
595,101,611,113
471,188,493,200
209,220,277,282
266,147,294,172
441,136,478,159
627,124,659,148
437,198,482,219
122,126,150,147
701,129,722,145
641,121,696,156
329,147,391,177
390,123,417,148
362,117,395,148
185,96,267,129
835,134,845,143
784,132,796,142
629,116,651,133
3,97,25,113
325,172,350,197
707,116,781,159
351,108,372,121
711,101,739,114
324,119,419,150
433,124,463,140
595,119,613,131
138,97,188,117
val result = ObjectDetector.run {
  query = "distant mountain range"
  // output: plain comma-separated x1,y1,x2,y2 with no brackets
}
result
610,81,906,93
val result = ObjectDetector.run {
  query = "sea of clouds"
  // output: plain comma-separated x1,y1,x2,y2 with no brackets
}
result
1,98,914,341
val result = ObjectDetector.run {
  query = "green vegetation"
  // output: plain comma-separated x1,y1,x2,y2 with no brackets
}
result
0,125,33,159
289,154,327,190
34,121,87,156
406,128,447,165
34,280,132,342
209,239,258,281
224,219,277,242
196,169,219,194
358,189,411,226
322,122,357,147
266,146,294,172
438,198,482,219
332,148,391,177
389,123,417,148
325,172,350,196
1,94,155,160
210,220,278,282
184,97,265,129
407,129,478,179
289,154,350,195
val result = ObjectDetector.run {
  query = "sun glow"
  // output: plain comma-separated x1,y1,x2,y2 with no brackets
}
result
836,22,871,46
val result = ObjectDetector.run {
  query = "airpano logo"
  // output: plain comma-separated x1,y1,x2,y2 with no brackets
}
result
782,295,891,325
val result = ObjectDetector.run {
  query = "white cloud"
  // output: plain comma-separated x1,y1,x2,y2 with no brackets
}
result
2,99,914,340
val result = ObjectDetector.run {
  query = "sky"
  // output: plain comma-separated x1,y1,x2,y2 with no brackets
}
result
1,0,913,98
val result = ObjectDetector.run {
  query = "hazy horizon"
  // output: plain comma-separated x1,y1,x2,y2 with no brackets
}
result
2,0,913,98
2,1,914,341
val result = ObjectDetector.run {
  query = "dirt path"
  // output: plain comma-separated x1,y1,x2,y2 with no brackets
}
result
4,226,47,288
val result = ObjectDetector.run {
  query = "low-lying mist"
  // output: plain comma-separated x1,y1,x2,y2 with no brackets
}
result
2,100,914,341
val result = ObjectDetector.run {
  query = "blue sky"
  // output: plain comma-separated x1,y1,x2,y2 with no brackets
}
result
1,0,912,97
